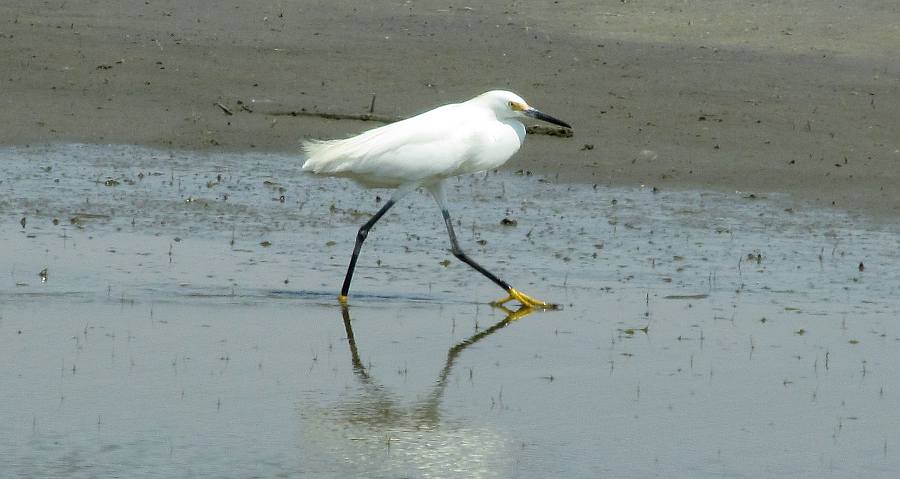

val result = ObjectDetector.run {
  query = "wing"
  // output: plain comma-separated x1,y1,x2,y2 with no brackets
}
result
302,104,488,186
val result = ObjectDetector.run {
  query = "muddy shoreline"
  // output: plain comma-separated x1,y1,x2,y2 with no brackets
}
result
2,1,899,217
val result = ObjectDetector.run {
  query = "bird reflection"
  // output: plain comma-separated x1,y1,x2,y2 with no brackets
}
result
297,304,535,477
339,303,534,428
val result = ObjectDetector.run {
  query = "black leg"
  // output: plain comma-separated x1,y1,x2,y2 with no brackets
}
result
340,199,396,300
436,202,556,309
427,182,555,309
439,208,511,292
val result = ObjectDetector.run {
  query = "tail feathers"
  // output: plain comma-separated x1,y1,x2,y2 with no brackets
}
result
302,122,403,176
301,139,346,173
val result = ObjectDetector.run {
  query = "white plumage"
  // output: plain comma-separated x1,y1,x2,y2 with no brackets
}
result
301,90,571,308
302,91,529,188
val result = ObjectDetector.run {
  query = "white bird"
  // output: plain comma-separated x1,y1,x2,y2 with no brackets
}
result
302,90,571,308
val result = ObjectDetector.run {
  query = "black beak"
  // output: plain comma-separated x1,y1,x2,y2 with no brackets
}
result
524,108,572,129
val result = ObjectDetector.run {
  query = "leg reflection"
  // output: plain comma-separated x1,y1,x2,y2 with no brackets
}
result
339,304,536,425
311,304,539,476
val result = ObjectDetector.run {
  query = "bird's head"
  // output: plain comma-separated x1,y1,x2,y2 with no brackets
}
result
475,90,572,129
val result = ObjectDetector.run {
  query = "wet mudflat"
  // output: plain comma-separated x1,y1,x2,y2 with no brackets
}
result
2,144,899,478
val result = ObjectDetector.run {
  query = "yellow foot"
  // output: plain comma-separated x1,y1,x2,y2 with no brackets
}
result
491,287,557,310
338,294,349,305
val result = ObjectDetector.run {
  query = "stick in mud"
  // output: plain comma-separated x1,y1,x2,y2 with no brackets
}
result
266,110,573,137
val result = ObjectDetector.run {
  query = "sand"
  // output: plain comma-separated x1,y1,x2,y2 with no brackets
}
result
2,0,899,216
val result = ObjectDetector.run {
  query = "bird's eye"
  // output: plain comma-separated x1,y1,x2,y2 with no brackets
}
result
508,101,525,111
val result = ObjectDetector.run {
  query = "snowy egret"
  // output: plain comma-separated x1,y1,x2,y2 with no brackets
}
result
302,90,571,308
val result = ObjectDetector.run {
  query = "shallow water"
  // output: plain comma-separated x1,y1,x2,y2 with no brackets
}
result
2,144,899,478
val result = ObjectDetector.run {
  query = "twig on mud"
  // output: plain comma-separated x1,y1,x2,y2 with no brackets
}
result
527,124,573,137
215,102,234,116
266,110,573,137
268,110,401,123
